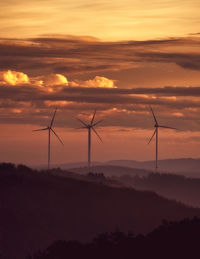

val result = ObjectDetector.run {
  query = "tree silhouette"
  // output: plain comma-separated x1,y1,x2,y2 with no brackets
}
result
29,217,200,259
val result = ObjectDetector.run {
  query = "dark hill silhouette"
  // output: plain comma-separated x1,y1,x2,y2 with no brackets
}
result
1,163,200,259
29,217,200,259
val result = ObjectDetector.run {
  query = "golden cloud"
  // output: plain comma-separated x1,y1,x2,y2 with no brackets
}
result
70,76,117,88
11,108,22,114
36,73,69,92
172,112,184,117
0,70,69,92
42,73,68,87
0,70,29,85
0,71,117,91
44,100,74,107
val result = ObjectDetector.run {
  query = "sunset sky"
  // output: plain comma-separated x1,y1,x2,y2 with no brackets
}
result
1,0,200,166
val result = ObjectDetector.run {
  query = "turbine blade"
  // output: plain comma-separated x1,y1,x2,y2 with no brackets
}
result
92,119,103,127
159,125,178,130
76,117,88,127
92,127,103,143
150,106,158,125
91,109,96,125
33,127,48,132
51,128,64,145
50,108,57,127
148,129,156,144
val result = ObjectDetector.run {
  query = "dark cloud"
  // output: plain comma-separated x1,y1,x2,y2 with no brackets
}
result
0,36,200,75
61,86,200,96
136,52,200,71
2,84,200,105
1,83,200,130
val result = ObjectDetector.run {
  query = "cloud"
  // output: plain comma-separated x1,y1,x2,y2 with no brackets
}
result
0,70,29,85
0,70,117,92
1,71,200,131
0,70,69,92
136,52,200,71
70,76,117,88
0,35,200,78
44,100,74,107
42,73,68,86
1,34,200,131
35,73,69,92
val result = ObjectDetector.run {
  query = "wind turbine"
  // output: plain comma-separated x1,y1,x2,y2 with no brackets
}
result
148,106,177,173
76,110,103,172
33,108,64,170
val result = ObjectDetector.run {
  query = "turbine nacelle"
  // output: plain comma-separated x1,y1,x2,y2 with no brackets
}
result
149,106,178,143
76,110,103,142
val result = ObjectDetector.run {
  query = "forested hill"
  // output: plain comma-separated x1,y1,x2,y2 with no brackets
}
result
1,163,200,259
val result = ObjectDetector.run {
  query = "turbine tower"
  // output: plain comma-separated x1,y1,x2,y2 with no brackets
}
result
33,108,64,170
148,106,177,173
76,110,103,172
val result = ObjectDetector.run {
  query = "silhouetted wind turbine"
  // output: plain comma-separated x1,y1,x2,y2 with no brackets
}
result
76,110,103,172
148,106,177,173
33,108,64,170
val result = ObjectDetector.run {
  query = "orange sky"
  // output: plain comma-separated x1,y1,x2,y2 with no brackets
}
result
0,1,200,165
1,0,200,40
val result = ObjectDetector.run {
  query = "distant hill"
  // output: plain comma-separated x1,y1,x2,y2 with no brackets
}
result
115,173,200,208
106,158,200,177
1,163,200,259
56,165,200,208
107,159,142,168
69,165,152,177
42,158,200,178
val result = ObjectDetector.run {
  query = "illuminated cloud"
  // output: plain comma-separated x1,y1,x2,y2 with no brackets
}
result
0,70,69,93
0,70,116,91
0,70,29,85
70,76,117,88
44,100,74,107
42,73,68,87
11,108,22,114
37,73,69,92
172,112,184,117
